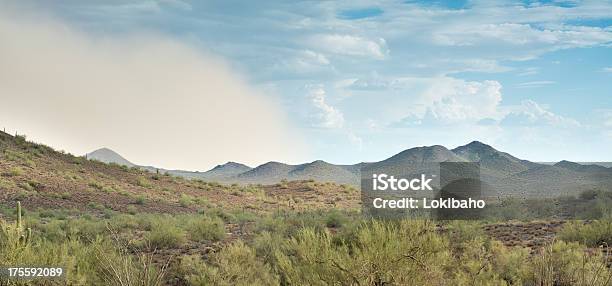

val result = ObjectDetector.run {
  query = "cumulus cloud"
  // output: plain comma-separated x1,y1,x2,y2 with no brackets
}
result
0,7,308,170
501,100,580,128
308,34,389,60
307,87,345,129
420,78,503,122
347,73,390,90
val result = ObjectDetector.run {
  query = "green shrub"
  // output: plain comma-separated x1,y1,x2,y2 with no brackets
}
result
180,241,279,286
325,211,347,228
274,220,450,285
530,241,612,286
137,177,153,188
559,220,612,247
0,178,16,189
88,202,105,211
91,239,168,286
135,195,147,205
18,182,34,191
187,216,226,242
489,240,531,285
9,167,24,176
146,218,186,249
88,180,104,190
179,194,194,207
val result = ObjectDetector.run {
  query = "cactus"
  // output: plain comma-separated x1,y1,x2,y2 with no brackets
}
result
16,201,22,229
1,201,32,247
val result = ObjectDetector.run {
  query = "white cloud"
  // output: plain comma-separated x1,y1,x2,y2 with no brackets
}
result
444,59,511,74
157,0,192,11
308,87,345,129
434,23,612,52
515,81,556,88
302,50,330,65
419,78,503,123
385,78,503,127
517,67,540,76
501,100,580,128
308,34,389,60
0,7,308,170
90,1,162,15
272,50,333,76
603,67,612,73
347,74,390,90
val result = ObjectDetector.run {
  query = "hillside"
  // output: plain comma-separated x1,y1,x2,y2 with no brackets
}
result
0,131,358,216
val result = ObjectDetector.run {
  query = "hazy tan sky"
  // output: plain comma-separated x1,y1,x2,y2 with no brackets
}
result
0,5,308,171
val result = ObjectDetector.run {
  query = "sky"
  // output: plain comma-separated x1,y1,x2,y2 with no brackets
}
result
1,0,612,170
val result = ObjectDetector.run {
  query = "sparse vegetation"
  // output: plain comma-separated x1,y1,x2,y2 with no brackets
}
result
2,131,612,285
9,166,24,176
135,195,147,205
137,177,153,188
559,220,612,247
146,217,187,249
179,194,194,207
0,177,16,189
187,215,226,242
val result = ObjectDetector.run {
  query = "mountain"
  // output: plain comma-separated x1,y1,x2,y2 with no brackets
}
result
85,148,251,180
383,145,465,164
85,141,612,197
237,160,358,185
364,145,466,183
495,164,612,197
452,141,540,179
86,148,135,167
204,162,252,179
554,160,612,174
288,160,358,185
237,162,295,183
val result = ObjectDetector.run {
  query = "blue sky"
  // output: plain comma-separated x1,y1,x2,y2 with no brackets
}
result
3,0,612,168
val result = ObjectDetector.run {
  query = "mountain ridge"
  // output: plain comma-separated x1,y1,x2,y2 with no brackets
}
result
86,141,612,197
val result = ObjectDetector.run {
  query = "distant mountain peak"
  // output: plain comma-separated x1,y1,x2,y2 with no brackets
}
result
455,141,496,152
555,160,577,167
452,141,500,157
465,140,491,148
211,161,251,171
86,148,134,167
554,160,610,173
384,144,464,163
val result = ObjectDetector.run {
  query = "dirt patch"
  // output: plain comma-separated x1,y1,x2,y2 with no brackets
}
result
484,220,566,251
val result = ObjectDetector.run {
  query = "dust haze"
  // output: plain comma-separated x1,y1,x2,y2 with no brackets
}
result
0,5,308,170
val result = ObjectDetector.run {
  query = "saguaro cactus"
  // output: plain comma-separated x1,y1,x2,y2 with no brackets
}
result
15,202,32,246
16,201,22,229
